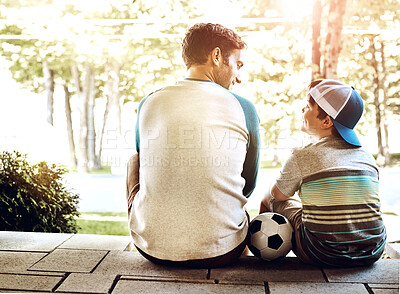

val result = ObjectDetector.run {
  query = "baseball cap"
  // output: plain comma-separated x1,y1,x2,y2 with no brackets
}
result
309,79,364,147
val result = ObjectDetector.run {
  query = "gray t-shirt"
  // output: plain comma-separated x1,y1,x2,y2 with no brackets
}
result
275,136,386,267
276,136,379,197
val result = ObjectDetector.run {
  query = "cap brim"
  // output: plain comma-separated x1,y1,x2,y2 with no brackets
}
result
332,119,362,147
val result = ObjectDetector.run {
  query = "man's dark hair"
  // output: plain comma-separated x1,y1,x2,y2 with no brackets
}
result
182,23,247,69
307,79,341,138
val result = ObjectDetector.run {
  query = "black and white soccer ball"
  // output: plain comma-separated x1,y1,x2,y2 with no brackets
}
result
248,212,294,261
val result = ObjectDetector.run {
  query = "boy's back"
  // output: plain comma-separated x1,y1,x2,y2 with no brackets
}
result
276,136,386,267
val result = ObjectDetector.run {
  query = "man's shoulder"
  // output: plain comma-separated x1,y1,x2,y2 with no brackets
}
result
229,92,255,108
227,91,259,121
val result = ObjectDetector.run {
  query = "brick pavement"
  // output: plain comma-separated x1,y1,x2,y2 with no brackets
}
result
0,231,398,293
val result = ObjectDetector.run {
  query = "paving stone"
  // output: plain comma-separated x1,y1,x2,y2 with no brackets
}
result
0,251,47,274
368,283,399,294
371,290,399,294
0,231,71,252
120,275,216,284
0,291,72,294
112,278,265,294
385,243,400,259
94,251,207,280
209,256,325,284
0,273,63,292
29,249,108,273
323,259,399,284
56,273,116,293
368,284,399,289
0,252,61,275
268,282,368,294
59,234,132,251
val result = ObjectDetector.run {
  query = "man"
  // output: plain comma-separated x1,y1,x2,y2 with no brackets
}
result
260,79,386,267
126,23,260,268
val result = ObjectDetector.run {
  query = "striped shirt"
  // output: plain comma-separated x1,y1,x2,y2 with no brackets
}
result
130,79,260,261
275,137,386,267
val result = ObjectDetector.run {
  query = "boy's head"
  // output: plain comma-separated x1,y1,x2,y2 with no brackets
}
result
307,79,364,147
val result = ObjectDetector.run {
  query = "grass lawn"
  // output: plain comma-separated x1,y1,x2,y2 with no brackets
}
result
77,212,129,236
77,219,130,236
77,209,260,236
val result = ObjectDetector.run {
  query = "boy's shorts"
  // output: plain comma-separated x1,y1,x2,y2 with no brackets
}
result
270,196,315,265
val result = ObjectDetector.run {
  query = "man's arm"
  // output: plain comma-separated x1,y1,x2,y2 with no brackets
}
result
126,153,140,217
230,93,261,198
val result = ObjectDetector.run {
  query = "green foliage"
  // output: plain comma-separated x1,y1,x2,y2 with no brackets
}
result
0,151,80,233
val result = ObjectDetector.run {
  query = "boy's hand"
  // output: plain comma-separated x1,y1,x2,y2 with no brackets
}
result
259,189,273,214
259,200,270,214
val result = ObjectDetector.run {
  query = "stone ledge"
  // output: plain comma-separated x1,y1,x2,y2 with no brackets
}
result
0,231,398,294
386,242,400,259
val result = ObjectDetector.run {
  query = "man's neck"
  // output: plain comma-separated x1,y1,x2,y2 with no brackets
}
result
186,64,215,82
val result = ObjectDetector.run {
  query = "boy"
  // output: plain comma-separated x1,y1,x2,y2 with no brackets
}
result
260,79,386,267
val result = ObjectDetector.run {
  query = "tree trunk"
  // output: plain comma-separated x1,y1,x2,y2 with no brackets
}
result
71,64,89,173
42,60,55,125
311,0,322,80
85,64,99,170
98,90,111,169
369,36,384,166
380,40,391,165
323,0,346,79
63,84,77,168
109,63,122,135
98,61,121,167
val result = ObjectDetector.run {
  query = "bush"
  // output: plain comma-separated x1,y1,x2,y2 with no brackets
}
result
0,151,80,233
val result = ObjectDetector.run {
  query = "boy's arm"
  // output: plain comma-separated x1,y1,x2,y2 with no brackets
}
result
260,184,291,213
271,184,291,201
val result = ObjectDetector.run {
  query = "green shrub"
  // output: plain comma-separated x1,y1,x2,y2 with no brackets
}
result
0,151,80,233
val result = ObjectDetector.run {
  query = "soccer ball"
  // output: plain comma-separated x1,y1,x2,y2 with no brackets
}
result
248,212,294,261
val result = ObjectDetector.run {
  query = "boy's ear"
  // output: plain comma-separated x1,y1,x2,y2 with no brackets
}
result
321,116,334,129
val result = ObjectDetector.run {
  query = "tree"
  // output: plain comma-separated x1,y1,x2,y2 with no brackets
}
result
2,0,399,170
311,0,347,79
42,59,55,125
240,1,313,164
0,19,79,168
340,0,400,166
63,84,77,167
368,35,391,165
311,0,323,79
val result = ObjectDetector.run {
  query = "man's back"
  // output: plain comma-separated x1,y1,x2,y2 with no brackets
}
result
130,79,259,261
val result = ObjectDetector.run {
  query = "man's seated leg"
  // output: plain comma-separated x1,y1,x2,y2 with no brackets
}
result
135,212,250,268
135,235,248,268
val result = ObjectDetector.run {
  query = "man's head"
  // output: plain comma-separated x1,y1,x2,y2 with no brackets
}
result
304,79,364,146
182,23,246,89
